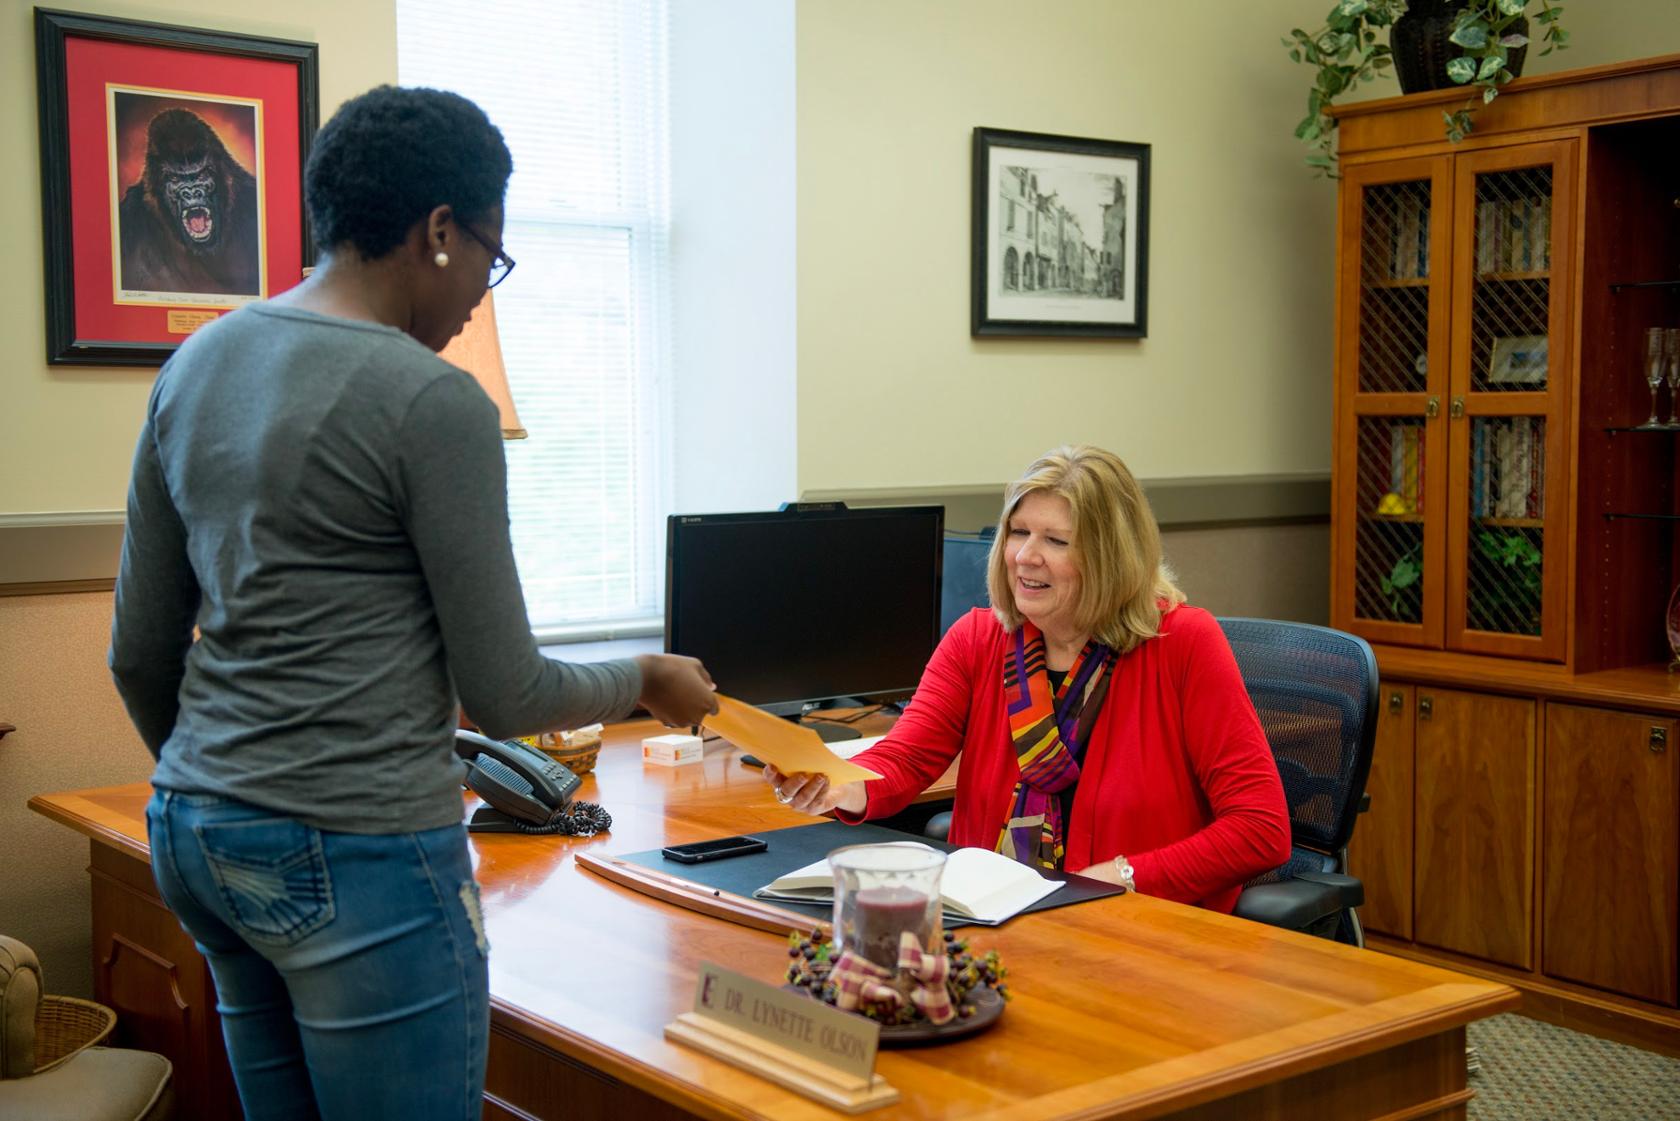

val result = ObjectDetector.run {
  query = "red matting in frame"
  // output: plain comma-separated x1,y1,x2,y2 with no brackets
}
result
63,36,304,347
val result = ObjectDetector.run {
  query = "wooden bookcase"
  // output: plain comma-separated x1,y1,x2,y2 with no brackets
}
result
1329,55,1680,1057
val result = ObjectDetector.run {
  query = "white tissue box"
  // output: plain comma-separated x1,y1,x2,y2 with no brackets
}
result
642,733,704,767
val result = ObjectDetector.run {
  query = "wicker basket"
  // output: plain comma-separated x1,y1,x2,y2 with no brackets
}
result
33,994,116,1074
540,729,602,775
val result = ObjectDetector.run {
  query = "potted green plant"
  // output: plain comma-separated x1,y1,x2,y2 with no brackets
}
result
1379,541,1423,621
1468,528,1543,635
1285,0,1569,174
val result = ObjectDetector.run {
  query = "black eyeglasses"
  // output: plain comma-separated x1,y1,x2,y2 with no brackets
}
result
456,219,516,289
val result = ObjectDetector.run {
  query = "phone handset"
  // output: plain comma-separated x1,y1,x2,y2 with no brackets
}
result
454,729,611,836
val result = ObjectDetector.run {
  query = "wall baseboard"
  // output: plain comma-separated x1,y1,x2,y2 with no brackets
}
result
0,515,126,589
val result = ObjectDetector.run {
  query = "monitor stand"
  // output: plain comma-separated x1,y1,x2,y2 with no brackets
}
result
802,720,862,744
782,708,864,744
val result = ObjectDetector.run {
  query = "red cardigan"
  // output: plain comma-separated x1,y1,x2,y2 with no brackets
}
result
839,605,1291,913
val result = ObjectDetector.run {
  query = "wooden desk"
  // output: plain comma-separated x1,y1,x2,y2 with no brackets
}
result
32,718,1516,1121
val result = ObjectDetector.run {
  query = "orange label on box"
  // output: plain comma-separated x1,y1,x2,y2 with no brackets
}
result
166,310,220,335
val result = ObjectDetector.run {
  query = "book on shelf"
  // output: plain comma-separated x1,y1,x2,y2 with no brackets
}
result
1537,198,1551,269
1379,195,1431,280
1477,201,1497,274
1483,420,1545,521
754,845,1064,926
1475,197,1550,275
1507,203,1527,275
1472,422,1487,518
1389,424,1423,513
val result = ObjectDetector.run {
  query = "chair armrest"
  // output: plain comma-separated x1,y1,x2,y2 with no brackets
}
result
1232,873,1364,931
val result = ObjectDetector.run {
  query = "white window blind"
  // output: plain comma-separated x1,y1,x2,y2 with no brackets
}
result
398,0,671,640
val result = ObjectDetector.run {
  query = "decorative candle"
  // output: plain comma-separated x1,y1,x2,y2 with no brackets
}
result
828,843,946,974
853,886,932,970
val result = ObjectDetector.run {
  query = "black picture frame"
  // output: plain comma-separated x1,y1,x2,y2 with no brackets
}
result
34,8,320,366
971,127,1150,339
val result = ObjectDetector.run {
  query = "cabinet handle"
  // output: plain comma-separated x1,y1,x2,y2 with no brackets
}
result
1426,396,1440,418
1450,396,1465,419
1388,691,1404,714
1652,726,1669,754
1418,695,1433,721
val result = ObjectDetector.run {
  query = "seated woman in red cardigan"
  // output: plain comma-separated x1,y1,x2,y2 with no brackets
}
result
764,444,1291,912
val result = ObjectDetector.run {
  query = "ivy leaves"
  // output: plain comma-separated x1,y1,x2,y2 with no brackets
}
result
1443,1,1568,142
1284,0,1408,176
1287,1,1570,173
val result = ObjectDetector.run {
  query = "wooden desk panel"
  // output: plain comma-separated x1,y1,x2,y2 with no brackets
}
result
32,717,1515,1121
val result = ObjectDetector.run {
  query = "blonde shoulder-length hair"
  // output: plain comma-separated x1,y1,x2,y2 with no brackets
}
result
986,445,1185,654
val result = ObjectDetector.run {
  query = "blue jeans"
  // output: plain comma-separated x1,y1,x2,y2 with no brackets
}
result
146,790,488,1121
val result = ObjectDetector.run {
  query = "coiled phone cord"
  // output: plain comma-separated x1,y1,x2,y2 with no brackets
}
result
511,801,613,836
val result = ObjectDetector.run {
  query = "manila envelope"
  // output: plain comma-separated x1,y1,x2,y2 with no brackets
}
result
703,694,882,783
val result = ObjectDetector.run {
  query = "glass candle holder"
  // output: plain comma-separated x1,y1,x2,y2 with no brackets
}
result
828,843,946,972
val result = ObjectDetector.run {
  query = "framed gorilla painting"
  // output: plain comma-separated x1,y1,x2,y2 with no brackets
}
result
35,9,319,365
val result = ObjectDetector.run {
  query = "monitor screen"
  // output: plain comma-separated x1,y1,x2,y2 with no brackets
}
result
664,506,944,714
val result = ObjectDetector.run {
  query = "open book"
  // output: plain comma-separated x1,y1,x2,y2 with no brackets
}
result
754,844,1063,926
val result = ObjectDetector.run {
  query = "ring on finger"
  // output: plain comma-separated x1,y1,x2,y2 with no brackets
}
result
775,789,793,804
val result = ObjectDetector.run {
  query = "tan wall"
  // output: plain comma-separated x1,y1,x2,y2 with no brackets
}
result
792,0,1680,496
1,593,154,998
0,0,396,518
0,0,395,996
794,0,1343,494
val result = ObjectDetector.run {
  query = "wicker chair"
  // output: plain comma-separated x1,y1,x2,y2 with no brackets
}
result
0,936,174,1121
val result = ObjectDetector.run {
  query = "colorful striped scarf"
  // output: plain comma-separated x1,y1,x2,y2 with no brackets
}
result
994,622,1117,870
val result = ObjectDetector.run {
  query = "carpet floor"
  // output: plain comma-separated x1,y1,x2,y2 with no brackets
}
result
1467,1013,1680,1119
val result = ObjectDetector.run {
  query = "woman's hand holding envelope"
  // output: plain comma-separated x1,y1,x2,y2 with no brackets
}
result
762,763,867,816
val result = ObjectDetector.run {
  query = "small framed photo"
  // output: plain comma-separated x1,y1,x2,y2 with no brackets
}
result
35,9,319,365
971,127,1149,338
1487,334,1549,385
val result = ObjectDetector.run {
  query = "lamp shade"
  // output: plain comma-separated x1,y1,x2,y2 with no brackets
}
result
439,290,527,439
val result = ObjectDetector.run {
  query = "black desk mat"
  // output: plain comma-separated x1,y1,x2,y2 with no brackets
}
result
611,819,1125,929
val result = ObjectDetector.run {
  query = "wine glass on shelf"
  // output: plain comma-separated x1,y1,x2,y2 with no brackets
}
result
1666,327,1680,427
1644,327,1666,428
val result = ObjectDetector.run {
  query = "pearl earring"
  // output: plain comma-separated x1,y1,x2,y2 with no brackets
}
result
434,251,449,268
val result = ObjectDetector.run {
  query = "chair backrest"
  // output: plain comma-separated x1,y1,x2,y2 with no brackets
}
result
940,529,995,634
1216,617,1380,856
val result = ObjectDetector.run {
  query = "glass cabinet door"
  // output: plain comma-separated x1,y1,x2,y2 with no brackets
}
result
1334,158,1452,649
1445,142,1574,661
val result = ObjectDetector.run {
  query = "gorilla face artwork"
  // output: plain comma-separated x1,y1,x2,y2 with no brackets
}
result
117,107,262,298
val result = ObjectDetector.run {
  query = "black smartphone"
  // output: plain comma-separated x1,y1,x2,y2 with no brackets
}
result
661,835,768,864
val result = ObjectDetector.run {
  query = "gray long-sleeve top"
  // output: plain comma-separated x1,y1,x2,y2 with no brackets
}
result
110,303,641,833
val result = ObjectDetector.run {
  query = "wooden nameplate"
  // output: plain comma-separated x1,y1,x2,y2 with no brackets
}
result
665,1013,898,1112
666,963,896,1113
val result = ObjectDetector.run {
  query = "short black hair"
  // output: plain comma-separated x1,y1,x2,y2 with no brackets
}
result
305,85,513,259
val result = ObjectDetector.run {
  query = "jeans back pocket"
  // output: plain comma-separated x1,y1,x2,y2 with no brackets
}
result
195,817,335,945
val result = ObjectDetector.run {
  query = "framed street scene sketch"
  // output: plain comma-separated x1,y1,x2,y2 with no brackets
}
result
35,9,319,365
971,127,1149,339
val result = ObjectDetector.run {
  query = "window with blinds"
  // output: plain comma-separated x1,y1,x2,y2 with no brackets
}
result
398,0,671,640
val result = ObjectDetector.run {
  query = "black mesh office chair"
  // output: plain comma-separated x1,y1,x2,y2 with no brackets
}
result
1219,617,1379,946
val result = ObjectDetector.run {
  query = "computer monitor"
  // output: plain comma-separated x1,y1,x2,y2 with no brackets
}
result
664,505,944,740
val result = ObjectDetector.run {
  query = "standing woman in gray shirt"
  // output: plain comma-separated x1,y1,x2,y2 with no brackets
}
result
109,85,717,1121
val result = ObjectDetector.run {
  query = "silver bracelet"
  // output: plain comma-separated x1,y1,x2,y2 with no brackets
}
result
1112,854,1136,892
